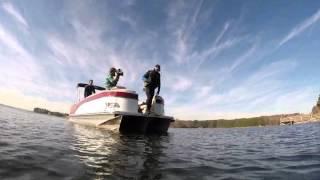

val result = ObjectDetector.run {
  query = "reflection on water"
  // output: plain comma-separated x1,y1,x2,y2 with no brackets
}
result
71,125,116,176
70,124,169,179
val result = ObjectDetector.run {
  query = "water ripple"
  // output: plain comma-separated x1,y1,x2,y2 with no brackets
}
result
1,105,320,179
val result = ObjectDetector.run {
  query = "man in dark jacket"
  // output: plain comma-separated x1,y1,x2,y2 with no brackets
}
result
84,80,96,98
143,64,161,114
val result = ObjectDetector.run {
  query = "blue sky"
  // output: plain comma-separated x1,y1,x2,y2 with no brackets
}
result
0,0,320,119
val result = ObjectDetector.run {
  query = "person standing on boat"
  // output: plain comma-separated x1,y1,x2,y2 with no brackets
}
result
143,64,161,114
106,67,123,89
84,80,96,98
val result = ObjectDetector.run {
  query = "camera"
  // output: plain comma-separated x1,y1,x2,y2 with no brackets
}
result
117,69,124,76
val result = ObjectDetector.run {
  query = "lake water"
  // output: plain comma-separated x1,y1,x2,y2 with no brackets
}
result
0,105,320,180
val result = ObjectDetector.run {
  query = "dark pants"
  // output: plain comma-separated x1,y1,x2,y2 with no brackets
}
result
145,87,155,112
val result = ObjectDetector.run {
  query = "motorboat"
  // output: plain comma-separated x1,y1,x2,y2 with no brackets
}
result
69,83,174,134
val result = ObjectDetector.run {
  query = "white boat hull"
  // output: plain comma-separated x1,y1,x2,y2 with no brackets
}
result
69,112,174,134
69,89,174,134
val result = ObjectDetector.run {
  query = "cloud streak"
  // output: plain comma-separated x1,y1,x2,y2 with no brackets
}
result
168,59,311,119
279,8,320,46
2,2,28,27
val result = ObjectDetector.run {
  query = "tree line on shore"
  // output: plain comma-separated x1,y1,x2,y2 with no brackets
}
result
33,108,68,117
172,94,320,128
171,115,282,128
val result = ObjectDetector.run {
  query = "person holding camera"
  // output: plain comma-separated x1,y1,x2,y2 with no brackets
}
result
105,67,123,89
143,64,161,114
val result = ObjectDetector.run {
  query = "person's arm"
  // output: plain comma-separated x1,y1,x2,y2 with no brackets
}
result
157,74,161,95
92,86,96,94
157,83,160,95
105,76,113,89
143,71,150,81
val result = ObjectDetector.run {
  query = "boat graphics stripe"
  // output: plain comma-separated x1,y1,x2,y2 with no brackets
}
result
70,91,138,114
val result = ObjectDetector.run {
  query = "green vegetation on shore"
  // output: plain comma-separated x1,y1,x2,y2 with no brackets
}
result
171,115,281,128
33,108,68,117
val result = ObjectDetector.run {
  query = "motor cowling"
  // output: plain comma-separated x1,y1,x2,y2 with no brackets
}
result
151,96,164,116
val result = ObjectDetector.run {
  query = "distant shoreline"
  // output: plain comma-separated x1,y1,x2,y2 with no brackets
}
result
1,103,319,128
172,98,320,128
171,113,320,128
33,107,68,118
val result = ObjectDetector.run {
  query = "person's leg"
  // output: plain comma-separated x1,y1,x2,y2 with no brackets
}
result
145,87,151,112
146,87,155,112
84,88,88,98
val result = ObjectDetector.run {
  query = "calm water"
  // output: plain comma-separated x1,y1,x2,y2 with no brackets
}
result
0,105,320,180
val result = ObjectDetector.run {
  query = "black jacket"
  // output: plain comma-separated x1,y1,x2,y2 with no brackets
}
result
84,85,95,97
143,70,161,93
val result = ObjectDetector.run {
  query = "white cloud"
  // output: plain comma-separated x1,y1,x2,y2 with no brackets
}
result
0,22,40,81
216,60,297,105
213,22,230,45
47,36,75,65
0,23,29,55
118,15,137,30
166,1,244,69
195,86,212,99
166,0,251,77
170,76,193,92
167,59,305,120
46,2,158,93
279,9,320,46
191,37,243,70
0,89,70,113
227,43,257,73
2,2,29,28
272,87,317,114
0,21,75,104
170,85,317,120
122,0,136,7
167,0,204,64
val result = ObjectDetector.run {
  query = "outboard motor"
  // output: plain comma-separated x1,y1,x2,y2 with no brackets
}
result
151,96,164,116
